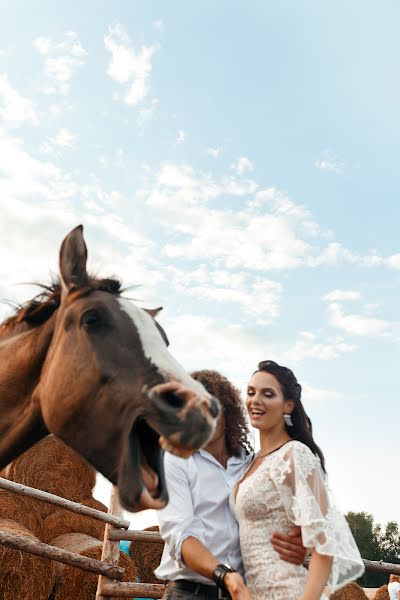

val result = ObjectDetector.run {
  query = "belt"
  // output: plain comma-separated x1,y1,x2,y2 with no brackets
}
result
170,579,218,596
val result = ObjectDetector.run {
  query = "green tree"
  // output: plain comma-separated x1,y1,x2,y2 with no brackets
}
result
381,521,400,564
345,511,399,588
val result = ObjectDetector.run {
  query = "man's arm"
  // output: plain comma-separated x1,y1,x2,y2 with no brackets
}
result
181,536,220,579
157,454,205,563
270,526,307,565
158,455,251,599
181,536,251,600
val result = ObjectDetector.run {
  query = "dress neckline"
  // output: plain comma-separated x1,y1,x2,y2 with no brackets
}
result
232,440,294,504
256,439,293,460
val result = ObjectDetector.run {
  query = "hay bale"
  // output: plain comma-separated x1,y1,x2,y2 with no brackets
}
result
43,497,107,543
0,518,56,600
129,525,165,584
373,585,389,600
5,436,96,516
0,490,44,539
330,582,369,600
51,533,138,600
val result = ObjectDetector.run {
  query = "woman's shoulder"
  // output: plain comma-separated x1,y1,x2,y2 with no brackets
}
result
281,440,320,467
282,439,311,455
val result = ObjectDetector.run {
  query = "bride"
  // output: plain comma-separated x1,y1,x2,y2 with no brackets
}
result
227,360,364,600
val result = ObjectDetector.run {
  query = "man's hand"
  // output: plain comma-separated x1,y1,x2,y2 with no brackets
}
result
223,572,252,600
270,526,307,566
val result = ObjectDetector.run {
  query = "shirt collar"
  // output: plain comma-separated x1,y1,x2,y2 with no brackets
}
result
198,446,249,467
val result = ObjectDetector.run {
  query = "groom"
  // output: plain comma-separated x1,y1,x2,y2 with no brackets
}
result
154,370,307,600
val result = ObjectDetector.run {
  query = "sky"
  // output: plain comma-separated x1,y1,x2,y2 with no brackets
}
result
0,1,399,530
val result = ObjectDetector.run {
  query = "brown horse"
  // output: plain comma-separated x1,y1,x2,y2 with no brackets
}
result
0,225,219,512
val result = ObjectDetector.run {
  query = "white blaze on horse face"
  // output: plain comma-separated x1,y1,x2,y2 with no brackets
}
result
118,298,209,398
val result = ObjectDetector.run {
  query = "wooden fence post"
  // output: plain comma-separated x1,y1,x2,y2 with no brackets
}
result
95,486,125,600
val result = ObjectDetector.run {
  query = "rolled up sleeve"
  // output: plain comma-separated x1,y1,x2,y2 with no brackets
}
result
157,454,205,564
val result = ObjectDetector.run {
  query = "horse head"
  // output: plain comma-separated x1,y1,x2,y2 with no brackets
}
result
0,225,220,511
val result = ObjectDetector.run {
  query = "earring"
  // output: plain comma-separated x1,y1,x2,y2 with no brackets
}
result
284,413,294,427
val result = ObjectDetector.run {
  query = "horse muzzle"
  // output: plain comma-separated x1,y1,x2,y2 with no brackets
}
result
117,384,220,512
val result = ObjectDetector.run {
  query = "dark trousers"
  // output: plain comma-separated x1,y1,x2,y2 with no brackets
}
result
162,581,220,600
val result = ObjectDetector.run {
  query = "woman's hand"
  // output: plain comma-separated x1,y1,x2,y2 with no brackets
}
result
223,572,253,600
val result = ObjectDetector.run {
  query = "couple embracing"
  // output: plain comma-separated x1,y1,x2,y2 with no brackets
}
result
154,361,364,600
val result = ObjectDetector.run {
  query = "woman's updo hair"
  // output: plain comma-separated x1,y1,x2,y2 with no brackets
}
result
255,360,326,472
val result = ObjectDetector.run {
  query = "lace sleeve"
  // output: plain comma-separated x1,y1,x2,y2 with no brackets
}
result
271,441,364,591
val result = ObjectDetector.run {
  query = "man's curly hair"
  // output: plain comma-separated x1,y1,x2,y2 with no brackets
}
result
191,369,253,457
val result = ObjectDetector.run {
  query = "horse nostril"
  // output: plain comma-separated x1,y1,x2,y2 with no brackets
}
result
209,397,220,418
161,391,185,410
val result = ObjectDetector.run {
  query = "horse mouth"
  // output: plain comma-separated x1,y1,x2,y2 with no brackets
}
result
119,420,200,512
118,387,217,512
118,418,167,512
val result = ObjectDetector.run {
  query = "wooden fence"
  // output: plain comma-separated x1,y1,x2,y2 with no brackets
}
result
0,476,165,598
0,475,399,599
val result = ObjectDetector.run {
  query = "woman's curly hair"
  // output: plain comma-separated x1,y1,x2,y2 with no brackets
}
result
191,369,253,456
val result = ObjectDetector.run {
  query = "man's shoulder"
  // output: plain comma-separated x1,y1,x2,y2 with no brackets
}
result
164,451,191,471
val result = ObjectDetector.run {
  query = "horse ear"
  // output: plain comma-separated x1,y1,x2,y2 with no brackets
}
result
144,307,163,318
59,225,89,292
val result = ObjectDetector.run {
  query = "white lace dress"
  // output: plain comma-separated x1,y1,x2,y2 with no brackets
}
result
230,440,364,600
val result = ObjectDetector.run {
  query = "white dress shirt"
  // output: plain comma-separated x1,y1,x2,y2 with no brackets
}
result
155,447,253,584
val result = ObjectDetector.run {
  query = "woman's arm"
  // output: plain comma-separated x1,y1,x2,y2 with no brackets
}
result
301,550,333,600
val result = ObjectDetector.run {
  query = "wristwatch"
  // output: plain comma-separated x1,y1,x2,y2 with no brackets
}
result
212,563,236,594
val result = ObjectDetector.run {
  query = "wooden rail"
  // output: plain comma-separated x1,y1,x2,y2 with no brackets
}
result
0,476,129,529
0,529,124,579
109,529,164,543
364,559,400,575
101,582,165,598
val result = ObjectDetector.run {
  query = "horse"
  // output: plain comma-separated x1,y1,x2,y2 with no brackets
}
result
0,225,220,512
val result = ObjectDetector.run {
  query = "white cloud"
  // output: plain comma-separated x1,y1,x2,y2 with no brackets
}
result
137,97,159,126
33,31,87,95
48,127,77,148
314,150,343,174
323,290,361,302
206,147,221,159
177,129,185,144
308,243,358,267
326,302,389,336
142,161,400,275
0,129,163,317
145,163,321,271
281,331,357,364
49,101,74,116
159,313,267,389
153,20,164,31
0,73,39,127
104,24,158,107
231,156,254,175
301,382,343,406
167,266,282,321
385,253,400,269
0,128,77,201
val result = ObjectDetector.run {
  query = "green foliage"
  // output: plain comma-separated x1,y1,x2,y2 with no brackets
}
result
346,512,400,588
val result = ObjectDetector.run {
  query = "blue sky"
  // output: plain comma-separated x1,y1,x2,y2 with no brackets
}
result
0,1,399,528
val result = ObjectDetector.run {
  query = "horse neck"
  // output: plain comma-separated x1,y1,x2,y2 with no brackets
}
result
0,314,56,412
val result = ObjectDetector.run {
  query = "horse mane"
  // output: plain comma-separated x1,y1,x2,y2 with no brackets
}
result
1,276,123,331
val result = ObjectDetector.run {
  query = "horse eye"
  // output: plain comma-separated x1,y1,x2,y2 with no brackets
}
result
81,310,102,329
